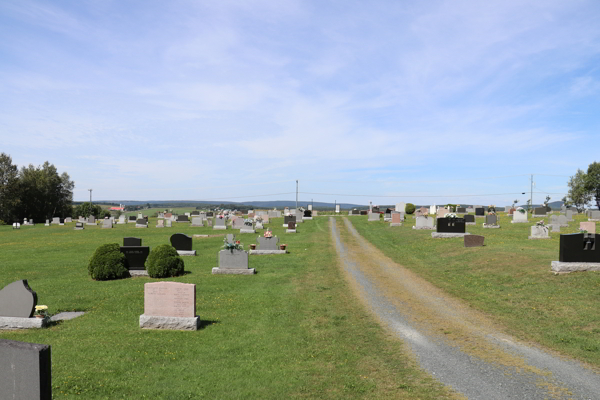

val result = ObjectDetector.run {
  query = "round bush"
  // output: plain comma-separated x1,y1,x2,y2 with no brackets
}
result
88,243,128,280
405,203,416,214
145,244,184,278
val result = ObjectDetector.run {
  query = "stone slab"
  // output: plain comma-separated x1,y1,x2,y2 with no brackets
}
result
213,226,227,230
176,250,196,256
431,232,471,238
389,223,402,227
0,339,52,399
286,229,296,233
240,229,256,234
551,261,600,274
144,282,196,318
528,236,551,240
129,270,149,277
139,314,199,331
0,317,47,330
212,267,255,275
483,224,501,228
511,220,529,223
412,226,435,230
50,312,85,322
464,235,485,247
249,250,287,255
466,222,476,225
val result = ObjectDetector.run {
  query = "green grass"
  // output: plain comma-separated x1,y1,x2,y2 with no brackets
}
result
349,213,600,367
0,218,453,399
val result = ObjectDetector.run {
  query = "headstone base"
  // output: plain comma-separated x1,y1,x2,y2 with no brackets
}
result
588,219,600,222
466,222,476,225
412,226,435,230
390,223,402,227
303,217,313,220
482,224,500,228
384,218,392,222
44,223,49,226
240,229,256,234
212,267,255,275
135,224,148,228
156,225,164,228
532,215,547,218
474,215,485,218
551,261,600,274
86,222,97,226
0,317,47,330
511,220,529,223
528,236,551,240
117,221,126,224
282,224,288,228
286,229,296,233
129,270,149,277
139,314,199,331
431,232,471,238
176,250,196,256
74,227,84,230
213,226,227,230
249,250,287,255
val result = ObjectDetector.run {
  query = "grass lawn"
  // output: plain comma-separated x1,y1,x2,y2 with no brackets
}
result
0,217,454,399
349,213,600,367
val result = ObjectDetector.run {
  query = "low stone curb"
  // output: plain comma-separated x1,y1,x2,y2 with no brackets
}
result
528,236,551,240
412,226,434,230
483,224,501,228
390,223,402,227
551,261,600,274
176,250,196,256
249,250,287,255
431,232,471,238
0,317,47,330
139,314,200,330
212,268,255,275
129,270,149,277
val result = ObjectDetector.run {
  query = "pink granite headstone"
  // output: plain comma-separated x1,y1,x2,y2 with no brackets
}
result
144,282,196,318
437,208,449,218
580,221,596,234
391,213,402,223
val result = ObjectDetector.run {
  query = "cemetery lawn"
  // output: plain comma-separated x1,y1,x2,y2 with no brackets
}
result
349,214,600,368
0,219,457,399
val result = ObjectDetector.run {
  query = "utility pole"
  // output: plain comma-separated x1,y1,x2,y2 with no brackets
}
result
88,189,93,207
530,175,534,210
295,180,298,210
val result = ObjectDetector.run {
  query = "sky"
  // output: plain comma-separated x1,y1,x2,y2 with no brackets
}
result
1,1,600,207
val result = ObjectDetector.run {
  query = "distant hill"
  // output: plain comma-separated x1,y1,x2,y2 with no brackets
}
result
92,199,369,210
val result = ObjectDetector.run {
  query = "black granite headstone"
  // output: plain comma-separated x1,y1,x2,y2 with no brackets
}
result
352,210,360,215
559,233,599,263
534,207,546,215
177,215,189,222
457,207,466,213
123,237,142,247
170,233,192,251
304,210,312,217
288,221,296,230
360,210,368,215
475,208,484,216
119,247,150,270
0,280,37,318
128,216,136,221
206,212,214,217
437,218,466,233
463,215,475,223
284,215,296,224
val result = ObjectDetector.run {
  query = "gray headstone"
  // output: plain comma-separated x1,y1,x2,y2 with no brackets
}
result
218,250,249,269
257,236,279,250
0,339,52,400
166,220,172,227
225,234,236,244
0,280,37,318
415,216,434,228
464,235,485,248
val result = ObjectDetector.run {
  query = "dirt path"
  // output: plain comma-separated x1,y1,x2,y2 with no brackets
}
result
330,217,600,400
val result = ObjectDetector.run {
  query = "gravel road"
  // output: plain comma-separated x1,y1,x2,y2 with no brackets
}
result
330,217,600,400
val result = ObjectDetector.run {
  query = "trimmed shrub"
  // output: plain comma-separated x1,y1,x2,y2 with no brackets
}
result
145,244,184,278
88,243,128,280
405,203,416,214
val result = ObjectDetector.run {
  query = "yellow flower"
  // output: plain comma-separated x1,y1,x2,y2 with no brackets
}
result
35,305,48,311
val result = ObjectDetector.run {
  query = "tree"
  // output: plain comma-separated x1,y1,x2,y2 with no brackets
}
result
73,202,110,219
585,162,600,210
0,153,20,223
567,169,592,212
17,162,74,221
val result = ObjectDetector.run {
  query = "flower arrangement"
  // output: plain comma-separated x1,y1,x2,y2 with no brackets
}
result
34,305,50,319
536,220,546,227
217,215,224,219
264,230,273,238
256,216,263,223
444,213,457,219
579,228,588,234
244,218,253,227
222,237,243,251
488,211,496,216
518,209,526,214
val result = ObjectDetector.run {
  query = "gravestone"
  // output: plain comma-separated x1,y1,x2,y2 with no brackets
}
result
120,238,149,270
463,214,475,224
436,208,449,218
0,339,52,400
158,212,164,219
551,223,561,232
335,205,340,213
456,207,466,214
295,209,304,223
102,219,113,229
390,212,403,226
78,216,85,223
429,204,436,215
360,210,368,215
214,217,227,230
232,218,245,230
565,210,574,221
475,208,485,216
413,216,435,230
437,218,466,233
287,221,296,232
214,248,253,274
137,213,143,219
191,217,203,227
128,216,137,223
384,212,392,221
372,206,380,213
140,282,199,330
395,203,406,213
87,216,96,225
283,215,296,227
206,212,214,217
166,220,172,227
484,214,498,227
52,217,60,225
257,236,280,250
12,223,20,229
308,204,312,211
464,235,485,248
533,207,546,216
580,221,596,234
176,215,189,222
303,210,312,219
351,209,360,215
74,222,84,230
0,280,37,318
268,210,281,218
65,217,72,223
170,233,195,256
118,215,126,224
164,213,172,219
368,212,379,221
184,213,190,217
135,218,148,228
550,215,568,227
45,219,49,226
191,211,199,216
512,210,528,223
559,233,599,262
156,219,164,228
529,226,550,239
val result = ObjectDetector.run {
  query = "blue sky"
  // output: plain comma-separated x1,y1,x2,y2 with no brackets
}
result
1,1,599,206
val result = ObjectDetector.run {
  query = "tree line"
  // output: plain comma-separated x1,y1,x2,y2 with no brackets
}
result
564,161,600,212
0,153,74,224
